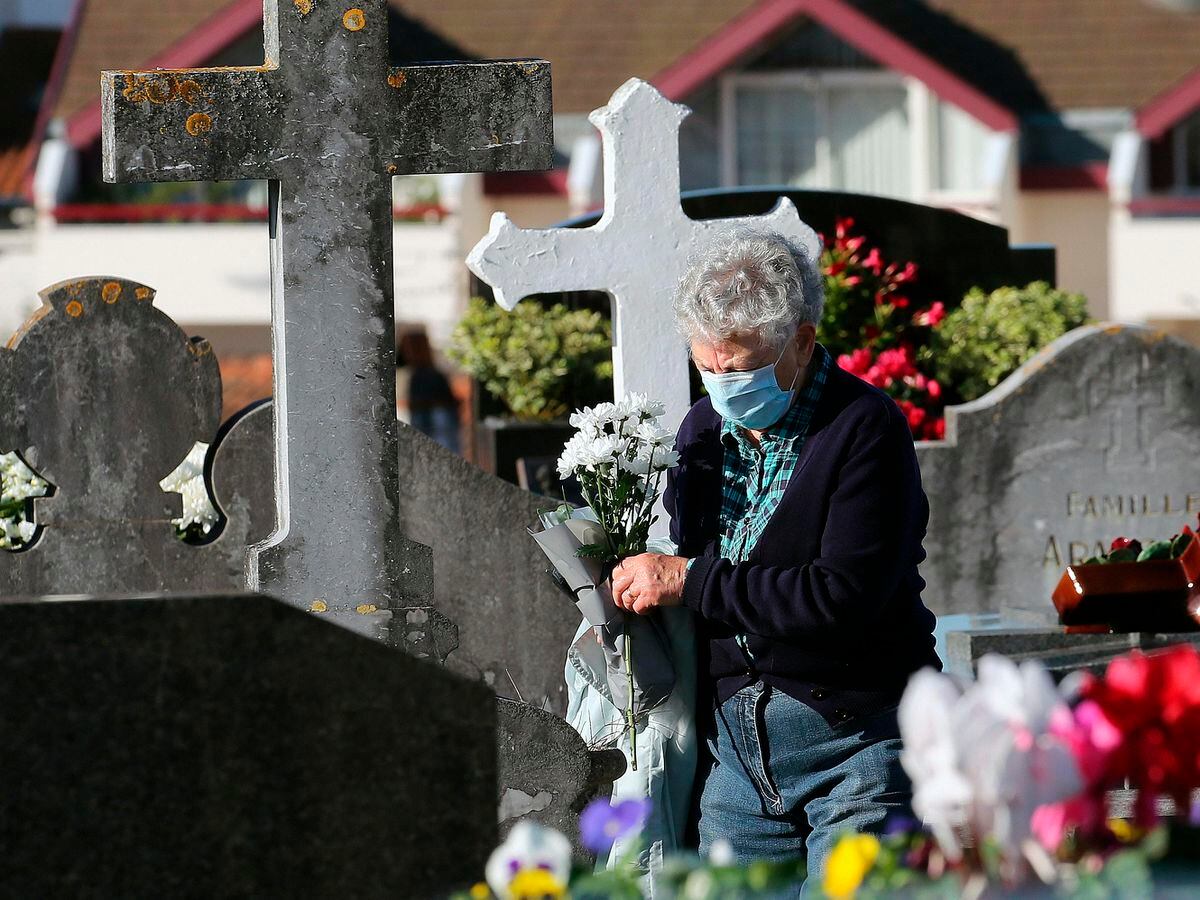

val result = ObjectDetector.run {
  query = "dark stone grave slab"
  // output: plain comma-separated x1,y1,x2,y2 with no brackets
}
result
0,593,495,898
946,627,1200,681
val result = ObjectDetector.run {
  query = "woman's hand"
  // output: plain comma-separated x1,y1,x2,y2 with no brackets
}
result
612,553,689,615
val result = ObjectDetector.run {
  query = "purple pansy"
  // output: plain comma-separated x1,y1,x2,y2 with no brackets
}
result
579,797,652,854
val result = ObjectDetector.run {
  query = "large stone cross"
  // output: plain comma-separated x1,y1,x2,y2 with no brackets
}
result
101,0,552,635
467,78,820,434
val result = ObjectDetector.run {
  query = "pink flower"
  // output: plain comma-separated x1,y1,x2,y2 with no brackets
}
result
874,346,917,381
914,302,947,327
926,379,942,401
862,247,883,275
838,348,874,377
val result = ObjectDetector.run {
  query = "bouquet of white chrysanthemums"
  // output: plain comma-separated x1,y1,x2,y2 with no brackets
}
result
556,394,680,559
531,393,681,770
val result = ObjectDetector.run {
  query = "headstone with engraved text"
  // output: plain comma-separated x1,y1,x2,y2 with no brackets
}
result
918,324,1200,620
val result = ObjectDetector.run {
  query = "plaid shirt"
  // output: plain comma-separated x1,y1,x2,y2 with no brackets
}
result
718,344,831,564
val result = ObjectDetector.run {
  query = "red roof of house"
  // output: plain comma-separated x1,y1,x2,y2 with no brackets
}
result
46,1,1200,147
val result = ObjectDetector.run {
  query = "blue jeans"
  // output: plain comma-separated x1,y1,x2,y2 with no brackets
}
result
697,681,911,888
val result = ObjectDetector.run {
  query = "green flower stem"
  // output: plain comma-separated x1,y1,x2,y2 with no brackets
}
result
625,618,637,772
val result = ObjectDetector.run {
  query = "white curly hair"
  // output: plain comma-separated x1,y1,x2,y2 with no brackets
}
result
673,229,825,350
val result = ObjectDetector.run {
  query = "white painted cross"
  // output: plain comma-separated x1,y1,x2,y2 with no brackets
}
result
467,77,822,435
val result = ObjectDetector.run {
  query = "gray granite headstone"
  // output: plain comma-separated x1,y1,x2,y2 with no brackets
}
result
210,398,581,712
101,0,552,639
0,277,234,593
0,592,496,898
497,699,626,858
918,324,1200,620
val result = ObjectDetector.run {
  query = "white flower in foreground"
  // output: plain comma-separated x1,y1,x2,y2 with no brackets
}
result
899,669,972,858
649,446,680,471
620,391,666,419
589,401,619,424
635,421,674,446
617,444,679,476
568,407,602,436
899,655,1083,871
485,821,571,900
576,434,624,469
556,431,592,480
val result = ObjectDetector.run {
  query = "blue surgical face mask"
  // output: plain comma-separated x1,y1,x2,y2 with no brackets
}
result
700,344,800,430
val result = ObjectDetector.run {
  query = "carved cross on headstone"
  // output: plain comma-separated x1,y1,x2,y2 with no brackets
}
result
101,0,552,636
467,78,820,434
1087,361,1169,472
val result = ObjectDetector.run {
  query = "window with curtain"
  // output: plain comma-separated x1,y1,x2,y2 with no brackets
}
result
729,74,911,198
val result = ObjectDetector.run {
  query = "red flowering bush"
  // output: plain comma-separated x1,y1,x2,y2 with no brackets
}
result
819,218,946,440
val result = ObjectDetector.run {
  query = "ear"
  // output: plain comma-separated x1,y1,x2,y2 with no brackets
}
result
795,323,817,366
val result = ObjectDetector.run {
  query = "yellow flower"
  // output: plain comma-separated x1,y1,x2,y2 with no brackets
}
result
469,883,491,900
1107,817,1144,844
822,833,881,899
507,868,568,900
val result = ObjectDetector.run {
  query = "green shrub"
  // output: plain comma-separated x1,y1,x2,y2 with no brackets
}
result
928,281,1090,403
449,297,613,421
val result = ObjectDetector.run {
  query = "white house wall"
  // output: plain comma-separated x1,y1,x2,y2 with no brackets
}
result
1109,209,1200,326
0,219,465,351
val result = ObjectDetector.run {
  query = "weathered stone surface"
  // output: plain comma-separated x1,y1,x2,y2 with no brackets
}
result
0,277,232,594
211,400,455,657
497,699,626,857
468,78,821,442
209,399,578,710
0,593,496,898
918,324,1200,619
101,0,553,637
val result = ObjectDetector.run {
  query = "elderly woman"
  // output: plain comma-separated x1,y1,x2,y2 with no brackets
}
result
611,230,940,882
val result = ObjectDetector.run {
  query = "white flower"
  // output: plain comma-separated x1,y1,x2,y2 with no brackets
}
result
576,434,624,469
617,443,679,476
556,431,592,480
620,391,666,419
590,401,619,424
618,454,652,476
899,655,1083,871
648,446,680,471
485,821,571,900
568,407,602,436
158,442,220,534
634,421,674,447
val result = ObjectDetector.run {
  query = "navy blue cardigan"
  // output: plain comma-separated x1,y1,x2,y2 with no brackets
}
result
664,364,941,725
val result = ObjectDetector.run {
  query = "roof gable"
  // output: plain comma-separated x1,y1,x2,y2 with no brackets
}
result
48,0,1200,153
